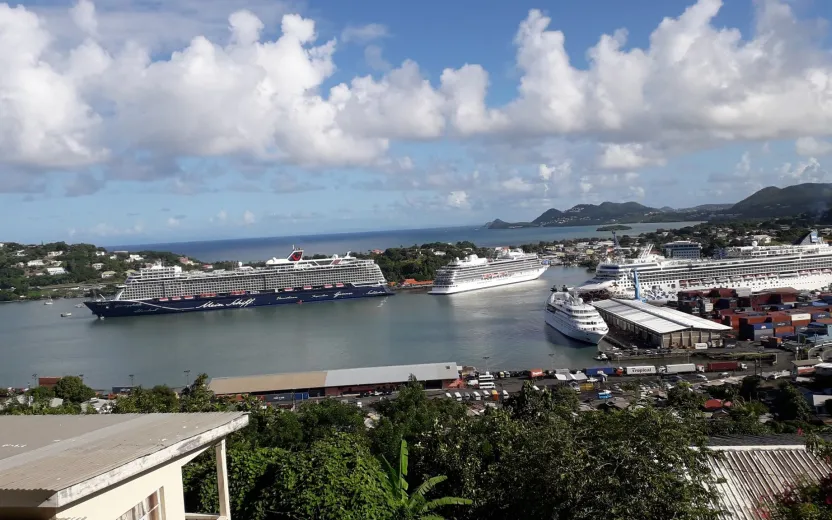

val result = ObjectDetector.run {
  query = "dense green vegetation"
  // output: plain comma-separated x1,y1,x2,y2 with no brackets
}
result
5,372,828,519
357,241,493,283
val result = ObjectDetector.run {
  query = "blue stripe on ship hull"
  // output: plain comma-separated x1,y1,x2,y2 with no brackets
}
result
84,285,393,318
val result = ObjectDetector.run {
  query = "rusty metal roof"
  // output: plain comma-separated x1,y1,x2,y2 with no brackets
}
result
208,371,327,395
208,362,458,395
0,413,248,508
708,445,831,519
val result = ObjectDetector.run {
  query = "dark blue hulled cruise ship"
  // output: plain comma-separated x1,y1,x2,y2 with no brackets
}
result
84,249,392,318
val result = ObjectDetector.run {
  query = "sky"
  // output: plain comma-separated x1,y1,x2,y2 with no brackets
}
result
1,0,832,244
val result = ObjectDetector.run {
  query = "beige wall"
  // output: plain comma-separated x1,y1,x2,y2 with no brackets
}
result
58,460,187,520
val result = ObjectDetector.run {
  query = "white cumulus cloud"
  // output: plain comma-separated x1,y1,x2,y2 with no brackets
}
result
796,137,832,157
243,210,256,225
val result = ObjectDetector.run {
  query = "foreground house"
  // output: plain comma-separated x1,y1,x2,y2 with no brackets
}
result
0,412,248,520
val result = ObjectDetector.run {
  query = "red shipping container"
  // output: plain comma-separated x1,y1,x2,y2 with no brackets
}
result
792,319,811,327
740,316,767,325
816,318,832,324
773,326,795,335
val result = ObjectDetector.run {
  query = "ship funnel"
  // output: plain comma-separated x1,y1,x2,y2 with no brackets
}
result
288,249,304,262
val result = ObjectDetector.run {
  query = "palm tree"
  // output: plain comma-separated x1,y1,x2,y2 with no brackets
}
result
379,439,472,520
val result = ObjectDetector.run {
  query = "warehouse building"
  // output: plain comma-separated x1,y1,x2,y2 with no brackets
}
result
208,362,459,401
593,298,732,348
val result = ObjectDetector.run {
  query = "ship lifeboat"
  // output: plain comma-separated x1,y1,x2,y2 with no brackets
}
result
158,297,169,302
768,273,777,277
303,285,312,290
284,288,294,292
230,290,246,296
756,274,765,279
823,269,831,274
335,283,345,288
324,284,333,289
183,295,194,300
172,297,181,301
200,293,216,298
799,271,808,276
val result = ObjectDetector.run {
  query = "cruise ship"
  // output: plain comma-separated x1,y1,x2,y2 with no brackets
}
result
84,249,392,318
577,230,832,302
429,248,548,295
545,286,609,344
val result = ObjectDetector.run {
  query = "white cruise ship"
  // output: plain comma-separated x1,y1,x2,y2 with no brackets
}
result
577,230,832,301
430,248,548,295
545,286,609,344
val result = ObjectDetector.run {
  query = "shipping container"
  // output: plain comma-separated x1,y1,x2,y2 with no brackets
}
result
788,312,812,321
660,363,700,374
625,365,657,375
579,383,595,391
812,312,830,319
706,361,739,372
527,369,544,378
694,343,709,350
584,367,617,376
797,366,816,375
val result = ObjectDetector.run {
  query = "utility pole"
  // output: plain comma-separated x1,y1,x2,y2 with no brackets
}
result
549,353,555,374
129,374,135,387
184,370,191,388
483,356,491,375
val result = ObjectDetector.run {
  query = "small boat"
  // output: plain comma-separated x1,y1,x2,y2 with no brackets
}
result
74,303,84,308
61,312,71,317
44,298,53,305
594,352,609,361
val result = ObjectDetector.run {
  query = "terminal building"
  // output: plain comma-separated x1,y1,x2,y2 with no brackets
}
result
593,298,731,348
208,362,459,403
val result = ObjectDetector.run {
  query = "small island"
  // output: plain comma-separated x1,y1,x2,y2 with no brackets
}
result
596,224,633,231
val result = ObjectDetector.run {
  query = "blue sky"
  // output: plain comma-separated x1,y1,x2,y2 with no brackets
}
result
1,0,831,244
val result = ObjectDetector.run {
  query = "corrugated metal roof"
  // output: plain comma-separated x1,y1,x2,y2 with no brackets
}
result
209,362,458,395
324,362,458,388
209,371,327,395
0,413,247,501
708,446,831,520
593,298,733,335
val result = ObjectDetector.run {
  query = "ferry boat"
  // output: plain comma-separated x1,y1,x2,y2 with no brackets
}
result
545,285,609,345
577,230,832,302
84,249,392,318
429,248,547,295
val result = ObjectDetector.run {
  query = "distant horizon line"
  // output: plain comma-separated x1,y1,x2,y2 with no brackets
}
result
101,220,703,250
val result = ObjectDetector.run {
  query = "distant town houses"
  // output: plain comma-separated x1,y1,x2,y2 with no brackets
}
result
46,251,63,257
91,263,104,270
26,259,44,267
95,251,107,257
127,254,143,262
100,271,116,279
15,250,26,257
45,267,66,276
179,256,194,265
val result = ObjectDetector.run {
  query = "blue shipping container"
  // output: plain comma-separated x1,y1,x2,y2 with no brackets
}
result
584,367,616,376
752,323,772,330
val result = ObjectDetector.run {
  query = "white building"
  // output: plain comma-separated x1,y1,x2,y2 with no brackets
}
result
0,413,248,520
15,250,25,257
663,240,702,259
47,251,63,257
45,267,66,275
101,271,116,279
26,259,44,267
95,251,107,257
92,263,104,270
128,254,144,262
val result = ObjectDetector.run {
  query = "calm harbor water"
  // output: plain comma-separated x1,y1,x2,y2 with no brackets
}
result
115,222,701,262
2,267,598,389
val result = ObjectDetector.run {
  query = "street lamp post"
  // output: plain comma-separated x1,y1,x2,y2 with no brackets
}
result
184,370,191,388
548,353,555,374
482,356,491,375
129,374,135,387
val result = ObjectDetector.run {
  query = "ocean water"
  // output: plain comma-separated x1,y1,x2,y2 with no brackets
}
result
114,222,701,262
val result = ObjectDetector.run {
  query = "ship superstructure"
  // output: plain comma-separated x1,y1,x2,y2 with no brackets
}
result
429,248,547,295
545,286,609,344
85,249,391,318
577,231,832,301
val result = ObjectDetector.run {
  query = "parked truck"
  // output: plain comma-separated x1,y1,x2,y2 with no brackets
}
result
584,367,617,376
624,365,657,376
659,363,704,374
705,361,748,372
